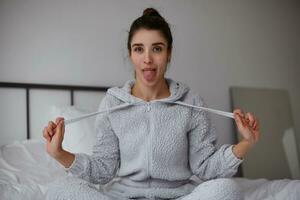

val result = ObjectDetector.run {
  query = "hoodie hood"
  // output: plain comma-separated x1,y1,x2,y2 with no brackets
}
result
65,79,233,125
65,79,190,125
107,78,190,104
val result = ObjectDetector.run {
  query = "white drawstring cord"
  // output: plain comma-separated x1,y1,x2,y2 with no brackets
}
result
172,101,234,119
64,100,234,125
64,102,139,125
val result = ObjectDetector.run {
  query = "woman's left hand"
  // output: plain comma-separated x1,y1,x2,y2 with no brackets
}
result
233,109,260,147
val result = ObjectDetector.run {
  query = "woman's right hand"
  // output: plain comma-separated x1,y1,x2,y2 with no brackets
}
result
43,117,65,159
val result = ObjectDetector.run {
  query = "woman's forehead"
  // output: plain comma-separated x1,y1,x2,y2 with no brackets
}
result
131,29,167,45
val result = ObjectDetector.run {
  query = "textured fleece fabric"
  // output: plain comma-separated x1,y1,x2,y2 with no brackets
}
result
47,176,243,200
48,78,243,200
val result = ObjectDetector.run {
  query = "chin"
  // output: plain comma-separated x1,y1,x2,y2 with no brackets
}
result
141,77,160,87
142,80,157,87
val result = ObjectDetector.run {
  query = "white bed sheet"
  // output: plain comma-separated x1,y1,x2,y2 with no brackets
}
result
235,178,300,200
0,139,299,200
0,140,67,200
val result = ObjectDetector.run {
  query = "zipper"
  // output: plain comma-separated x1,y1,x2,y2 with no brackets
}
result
146,102,152,188
146,102,151,112
149,102,153,188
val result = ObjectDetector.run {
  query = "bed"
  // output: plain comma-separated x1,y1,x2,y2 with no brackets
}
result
0,82,299,200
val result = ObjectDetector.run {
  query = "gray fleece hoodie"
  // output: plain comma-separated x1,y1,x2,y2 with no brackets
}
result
67,78,242,199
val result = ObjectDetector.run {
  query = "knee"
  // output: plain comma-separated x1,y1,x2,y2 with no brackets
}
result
193,178,243,200
46,177,70,200
204,178,240,190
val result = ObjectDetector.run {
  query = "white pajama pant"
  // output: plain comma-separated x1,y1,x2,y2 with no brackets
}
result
46,177,243,200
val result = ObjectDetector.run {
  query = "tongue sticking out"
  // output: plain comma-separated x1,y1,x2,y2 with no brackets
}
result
143,69,156,82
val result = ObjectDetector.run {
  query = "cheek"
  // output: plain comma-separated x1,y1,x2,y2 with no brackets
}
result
130,55,142,69
158,51,169,63
157,56,168,69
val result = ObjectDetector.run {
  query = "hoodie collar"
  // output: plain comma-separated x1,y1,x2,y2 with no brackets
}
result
107,78,189,104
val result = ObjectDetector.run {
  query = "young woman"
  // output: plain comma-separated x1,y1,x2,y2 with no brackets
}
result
44,8,260,200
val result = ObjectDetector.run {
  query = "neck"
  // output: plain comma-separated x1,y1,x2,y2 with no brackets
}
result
132,78,170,102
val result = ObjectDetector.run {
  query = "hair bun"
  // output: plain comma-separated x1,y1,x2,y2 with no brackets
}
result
143,8,162,18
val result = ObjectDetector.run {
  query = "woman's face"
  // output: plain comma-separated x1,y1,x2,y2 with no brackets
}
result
130,29,171,87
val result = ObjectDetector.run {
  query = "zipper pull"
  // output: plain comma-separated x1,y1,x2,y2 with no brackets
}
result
146,102,151,112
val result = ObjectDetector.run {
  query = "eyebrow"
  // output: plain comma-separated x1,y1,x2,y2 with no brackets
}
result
131,43,143,47
152,42,166,46
131,42,166,47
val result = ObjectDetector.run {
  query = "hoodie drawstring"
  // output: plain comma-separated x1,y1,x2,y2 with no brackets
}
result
64,101,233,126
64,101,142,125
165,101,234,119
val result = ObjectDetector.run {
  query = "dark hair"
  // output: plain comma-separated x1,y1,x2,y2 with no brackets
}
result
127,8,173,55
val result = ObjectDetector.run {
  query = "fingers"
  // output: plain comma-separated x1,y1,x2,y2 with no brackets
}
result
43,120,56,142
55,117,64,124
233,108,244,118
234,108,261,144
56,119,65,138
47,121,57,137
43,127,51,142
253,118,260,131
245,112,255,127
43,118,65,142
233,109,247,127
234,109,257,128
234,112,245,131
253,118,260,143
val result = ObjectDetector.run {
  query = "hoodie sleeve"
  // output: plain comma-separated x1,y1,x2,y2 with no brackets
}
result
188,95,242,180
66,95,120,184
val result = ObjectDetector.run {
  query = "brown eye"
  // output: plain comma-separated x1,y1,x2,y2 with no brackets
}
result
153,46,162,53
133,47,143,53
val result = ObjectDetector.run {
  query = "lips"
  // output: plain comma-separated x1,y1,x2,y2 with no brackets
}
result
142,68,156,71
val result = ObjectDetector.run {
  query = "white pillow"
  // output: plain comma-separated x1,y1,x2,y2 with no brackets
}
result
50,105,96,155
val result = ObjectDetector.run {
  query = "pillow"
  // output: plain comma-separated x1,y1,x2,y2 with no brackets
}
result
50,105,96,155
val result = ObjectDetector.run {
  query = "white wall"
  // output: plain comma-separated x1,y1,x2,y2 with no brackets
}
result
0,0,299,151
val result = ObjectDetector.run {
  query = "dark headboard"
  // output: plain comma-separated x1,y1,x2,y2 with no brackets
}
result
0,82,109,142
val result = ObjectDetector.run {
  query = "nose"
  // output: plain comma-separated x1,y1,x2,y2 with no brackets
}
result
143,51,152,64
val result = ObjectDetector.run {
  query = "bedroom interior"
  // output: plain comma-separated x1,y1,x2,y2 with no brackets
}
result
0,0,299,199
0,82,299,199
